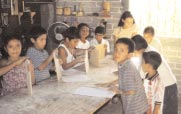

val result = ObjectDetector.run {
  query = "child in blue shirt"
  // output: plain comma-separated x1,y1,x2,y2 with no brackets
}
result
26,26,59,82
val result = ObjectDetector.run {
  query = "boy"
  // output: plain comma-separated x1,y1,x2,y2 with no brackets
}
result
145,45,178,114
90,26,110,53
143,26,163,53
142,51,164,114
131,35,148,73
27,26,59,82
114,38,148,114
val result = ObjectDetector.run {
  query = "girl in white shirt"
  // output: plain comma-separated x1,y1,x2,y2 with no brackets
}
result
76,23,90,49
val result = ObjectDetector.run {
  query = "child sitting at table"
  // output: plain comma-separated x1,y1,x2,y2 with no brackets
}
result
58,26,85,70
76,23,91,49
26,26,61,82
90,26,110,54
0,34,35,96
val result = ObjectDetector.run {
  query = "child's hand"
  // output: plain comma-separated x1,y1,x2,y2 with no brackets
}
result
88,46,95,52
14,57,27,66
75,56,85,63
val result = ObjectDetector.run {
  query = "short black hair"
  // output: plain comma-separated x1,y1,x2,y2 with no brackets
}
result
77,23,90,38
63,26,79,40
143,26,155,36
142,51,162,70
1,34,23,58
28,26,47,40
95,26,106,34
131,35,148,51
116,38,135,53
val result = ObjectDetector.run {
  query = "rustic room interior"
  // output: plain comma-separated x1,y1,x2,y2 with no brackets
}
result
0,0,180,114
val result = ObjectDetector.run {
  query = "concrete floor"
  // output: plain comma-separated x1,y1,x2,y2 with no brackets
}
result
96,96,181,114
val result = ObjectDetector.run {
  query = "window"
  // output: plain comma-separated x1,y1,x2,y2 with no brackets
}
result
129,0,181,38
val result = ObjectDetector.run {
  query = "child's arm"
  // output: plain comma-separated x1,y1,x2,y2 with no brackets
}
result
59,47,84,70
37,49,56,71
153,104,161,114
0,57,27,76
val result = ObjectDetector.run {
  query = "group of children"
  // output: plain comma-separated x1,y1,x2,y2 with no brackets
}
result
0,23,110,95
106,11,178,114
0,10,178,114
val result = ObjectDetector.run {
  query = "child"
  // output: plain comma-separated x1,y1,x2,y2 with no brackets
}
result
145,45,178,114
76,23,90,49
114,38,148,114
26,26,58,82
0,35,35,96
90,26,110,53
112,11,138,42
143,26,163,53
58,26,85,70
131,35,148,71
142,51,164,114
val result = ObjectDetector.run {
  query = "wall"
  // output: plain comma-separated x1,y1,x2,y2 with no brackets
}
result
160,38,181,96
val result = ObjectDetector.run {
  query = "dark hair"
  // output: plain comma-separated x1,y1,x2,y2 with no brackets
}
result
28,26,47,40
143,51,162,70
77,23,90,38
131,35,148,51
63,26,79,40
1,34,23,58
116,38,135,53
118,11,135,27
95,26,106,35
143,26,155,36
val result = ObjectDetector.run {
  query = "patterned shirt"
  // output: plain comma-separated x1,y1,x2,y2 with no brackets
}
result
1,61,27,96
27,47,51,82
144,72,164,114
118,59,148,114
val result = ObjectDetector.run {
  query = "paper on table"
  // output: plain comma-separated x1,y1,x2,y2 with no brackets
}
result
53,50,62,81
62,69,91,82
74,87,115,98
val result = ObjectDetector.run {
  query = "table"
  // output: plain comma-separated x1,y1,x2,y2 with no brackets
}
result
0,56,118,114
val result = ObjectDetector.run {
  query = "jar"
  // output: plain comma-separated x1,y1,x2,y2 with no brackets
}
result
63,7,71,16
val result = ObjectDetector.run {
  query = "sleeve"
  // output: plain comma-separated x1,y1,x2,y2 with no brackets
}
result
112,27,119,37
154,77,164,105
105,40,110,53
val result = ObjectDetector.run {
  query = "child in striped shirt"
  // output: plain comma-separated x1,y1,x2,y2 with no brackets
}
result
26,26,61,82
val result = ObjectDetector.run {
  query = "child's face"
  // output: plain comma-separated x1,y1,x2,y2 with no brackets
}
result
122,17,134,28
143,33,153,44
114,43,131,64
95,33,104,43
141,59,150,73
31,34,47,50
79,26,89,39
69,39,79,48
5,39,22,59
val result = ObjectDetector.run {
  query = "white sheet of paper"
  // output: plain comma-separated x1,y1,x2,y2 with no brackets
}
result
25,60,32,95
74,87,115,98
62,75,91,82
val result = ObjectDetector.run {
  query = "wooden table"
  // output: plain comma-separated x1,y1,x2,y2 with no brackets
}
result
0,56,118,114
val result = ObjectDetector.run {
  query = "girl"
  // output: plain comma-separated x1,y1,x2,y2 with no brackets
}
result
112,11,138,42
76,23,91,49
0,35,35,96
58,26,84,70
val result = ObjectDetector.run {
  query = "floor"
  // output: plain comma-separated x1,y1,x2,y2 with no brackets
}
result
95,96,181,114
